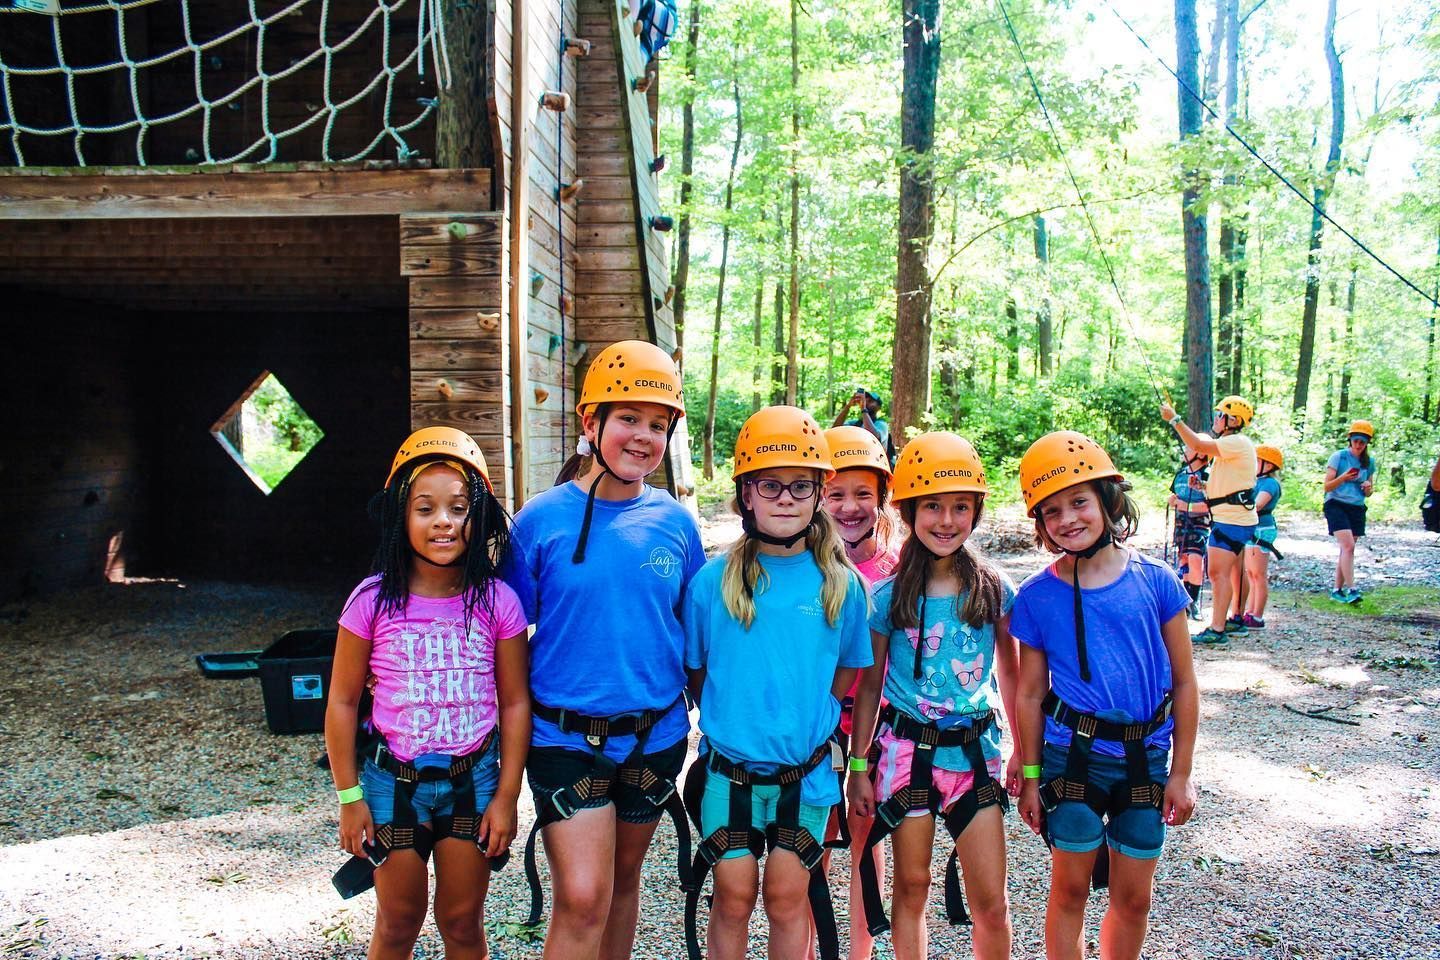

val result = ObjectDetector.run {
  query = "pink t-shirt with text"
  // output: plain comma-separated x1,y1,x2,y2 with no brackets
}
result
841,545,900,735
339,576,528,761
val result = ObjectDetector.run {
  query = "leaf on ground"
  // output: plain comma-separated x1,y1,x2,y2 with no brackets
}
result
1367,842,1396,861
1303,763,1330,781
203,872,248,885
83,751,112,761
96,788,136,801
247,797,275,805
486,920,546,943
1250,927,1280,946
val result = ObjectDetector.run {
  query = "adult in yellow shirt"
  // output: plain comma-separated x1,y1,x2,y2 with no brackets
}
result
1160,396,1258,645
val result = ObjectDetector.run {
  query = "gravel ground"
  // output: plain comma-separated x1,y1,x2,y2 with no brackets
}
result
2,507,1438,958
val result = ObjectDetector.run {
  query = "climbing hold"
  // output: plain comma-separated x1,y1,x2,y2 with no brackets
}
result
670,346,683,365
476,311,501,332
559,294,573,316
650,154,667,173
631,71,656,94
649,215,674,232
558,180,584,202
664,285,675,304
574,342,590,364
563,37,592,57
447,221,475,240
436,379,455,400
548,333,563,357
540,90,570,112
531,272,546,296
535,386,551,404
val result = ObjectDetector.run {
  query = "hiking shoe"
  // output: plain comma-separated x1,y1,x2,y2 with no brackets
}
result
1223,619,1249,637
1194,627,1229,646
1330,588,1350,603
1187,601,1202,621
1345,587,1363,604
1241,613,1265,629
1227,615,1246,629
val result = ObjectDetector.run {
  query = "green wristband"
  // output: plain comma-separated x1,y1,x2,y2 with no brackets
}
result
336,784,364,804
848,756,869,773
1022,764,1043,781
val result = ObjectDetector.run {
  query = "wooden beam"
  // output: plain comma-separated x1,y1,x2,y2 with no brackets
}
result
0,167,495,220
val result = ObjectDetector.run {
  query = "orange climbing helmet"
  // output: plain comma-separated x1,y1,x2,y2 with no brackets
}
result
1347,419,1375,440
1256,444,1284,471
823,425,892,482
577,340,685,418
732,406,834,480
386,426,491,491
1216,395,1254,429
1017,431,1123,516
892,432,988,503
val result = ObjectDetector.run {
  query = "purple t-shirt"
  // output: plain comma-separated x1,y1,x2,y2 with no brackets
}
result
339,576,528,762
1009,551,1187,756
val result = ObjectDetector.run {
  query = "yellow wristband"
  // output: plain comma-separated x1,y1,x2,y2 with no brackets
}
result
336,784,364,804
1022,764,1043,780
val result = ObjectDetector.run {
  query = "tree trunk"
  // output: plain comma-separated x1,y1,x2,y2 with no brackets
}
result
772,280,785,405
1176,0,1214,431
1292,0,1344,425
1034,215,1053,377
1426,225,1440,422
703,75,743,480
671,2,701,370
891,0,942,437
1218,0,1242,398
1338,263,1356,417
784,0,802,405
1005,295,1020,381
752,282,765,413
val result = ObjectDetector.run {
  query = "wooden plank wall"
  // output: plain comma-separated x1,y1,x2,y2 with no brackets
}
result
401,212,513,505
0,293,143,600
0,1,438,167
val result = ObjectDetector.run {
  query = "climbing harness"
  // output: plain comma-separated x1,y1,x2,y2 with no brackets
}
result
681,739,848,960
1037,691,1173,891
332,729,506,899
856,707,1007,935
520,698,693,925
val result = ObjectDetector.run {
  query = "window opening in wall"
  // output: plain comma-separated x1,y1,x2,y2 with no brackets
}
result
210,372,324,495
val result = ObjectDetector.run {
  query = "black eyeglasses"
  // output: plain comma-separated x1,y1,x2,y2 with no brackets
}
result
748,478,819,501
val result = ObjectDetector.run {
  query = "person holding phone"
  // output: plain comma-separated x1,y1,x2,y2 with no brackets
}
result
1323,420,1376,604
834,387,892,458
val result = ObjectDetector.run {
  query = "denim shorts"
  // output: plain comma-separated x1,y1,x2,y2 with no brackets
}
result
527,734,687,825
699,767,831,860
1042,741,1169,860
360,738,501,827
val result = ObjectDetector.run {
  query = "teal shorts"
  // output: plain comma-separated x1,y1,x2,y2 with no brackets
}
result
699,767,831,860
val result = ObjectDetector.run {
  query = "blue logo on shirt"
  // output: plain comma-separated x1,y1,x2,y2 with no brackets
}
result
641,547,681,577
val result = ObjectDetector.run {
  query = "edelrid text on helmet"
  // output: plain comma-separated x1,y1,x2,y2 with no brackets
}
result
891,432,989,503
755,443,799,454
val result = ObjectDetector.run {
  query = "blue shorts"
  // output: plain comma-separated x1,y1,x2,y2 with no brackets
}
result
361,739,501,827
1042,742,1169,860
1324,499,1367,537
1208,521,1256,555
699,767,831,860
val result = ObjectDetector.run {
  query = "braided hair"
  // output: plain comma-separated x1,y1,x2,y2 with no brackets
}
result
361,460,511,637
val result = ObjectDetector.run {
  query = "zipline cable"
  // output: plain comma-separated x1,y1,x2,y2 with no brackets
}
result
994,0,1176,416
1100,0,1439,311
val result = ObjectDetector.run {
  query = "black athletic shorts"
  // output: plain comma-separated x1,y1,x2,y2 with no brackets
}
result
1324,499,1367,538
527,734,688,825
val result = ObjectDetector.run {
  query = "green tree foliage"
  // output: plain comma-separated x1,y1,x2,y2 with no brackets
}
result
663,0,1440,515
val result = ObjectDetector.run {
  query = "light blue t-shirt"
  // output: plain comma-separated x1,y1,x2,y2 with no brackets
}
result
503,481,705,760
1009,552,1188,757
1170,465,1209,505
1326,449,1374,506
868,574,1015,772
1255,475,1282,527
845,416,890,449
684,551,873,806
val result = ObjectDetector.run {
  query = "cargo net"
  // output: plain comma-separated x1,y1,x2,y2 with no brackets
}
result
0,0,452,167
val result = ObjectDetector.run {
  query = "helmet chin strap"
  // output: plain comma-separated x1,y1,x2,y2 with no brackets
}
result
1060,529,1114,683
573,409,681,563
842,526,876,550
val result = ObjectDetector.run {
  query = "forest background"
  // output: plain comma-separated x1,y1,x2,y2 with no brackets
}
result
657,0,1440,521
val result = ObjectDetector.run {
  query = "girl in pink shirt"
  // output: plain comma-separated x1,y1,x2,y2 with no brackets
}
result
325,428,531,960
821,425,902,960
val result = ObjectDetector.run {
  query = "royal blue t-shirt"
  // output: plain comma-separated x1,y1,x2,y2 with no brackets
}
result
503,481,705,760
684,551,872,806
1009,551,1188,757
1326,449,1374,506
868,575,1014,772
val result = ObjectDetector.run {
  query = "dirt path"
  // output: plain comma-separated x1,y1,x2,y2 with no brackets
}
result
1,512,1436,958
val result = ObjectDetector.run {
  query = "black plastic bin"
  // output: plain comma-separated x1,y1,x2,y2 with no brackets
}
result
256,629,336,735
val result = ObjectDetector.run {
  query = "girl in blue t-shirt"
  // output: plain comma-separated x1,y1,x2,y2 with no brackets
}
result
1323,420,1376,603
502,341,705,959
1242,445,1284,628
683,405,871,960
1167,436,1211,620
846,432,1019,960
1011,431,1199,960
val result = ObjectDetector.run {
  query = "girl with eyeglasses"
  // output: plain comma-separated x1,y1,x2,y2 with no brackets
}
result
845,432,1019,960
682,405,872,960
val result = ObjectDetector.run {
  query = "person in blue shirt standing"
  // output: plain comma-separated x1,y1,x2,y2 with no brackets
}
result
503,340,705,960
833,387,893,461
1323,420,1376,604
683,405,872,960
